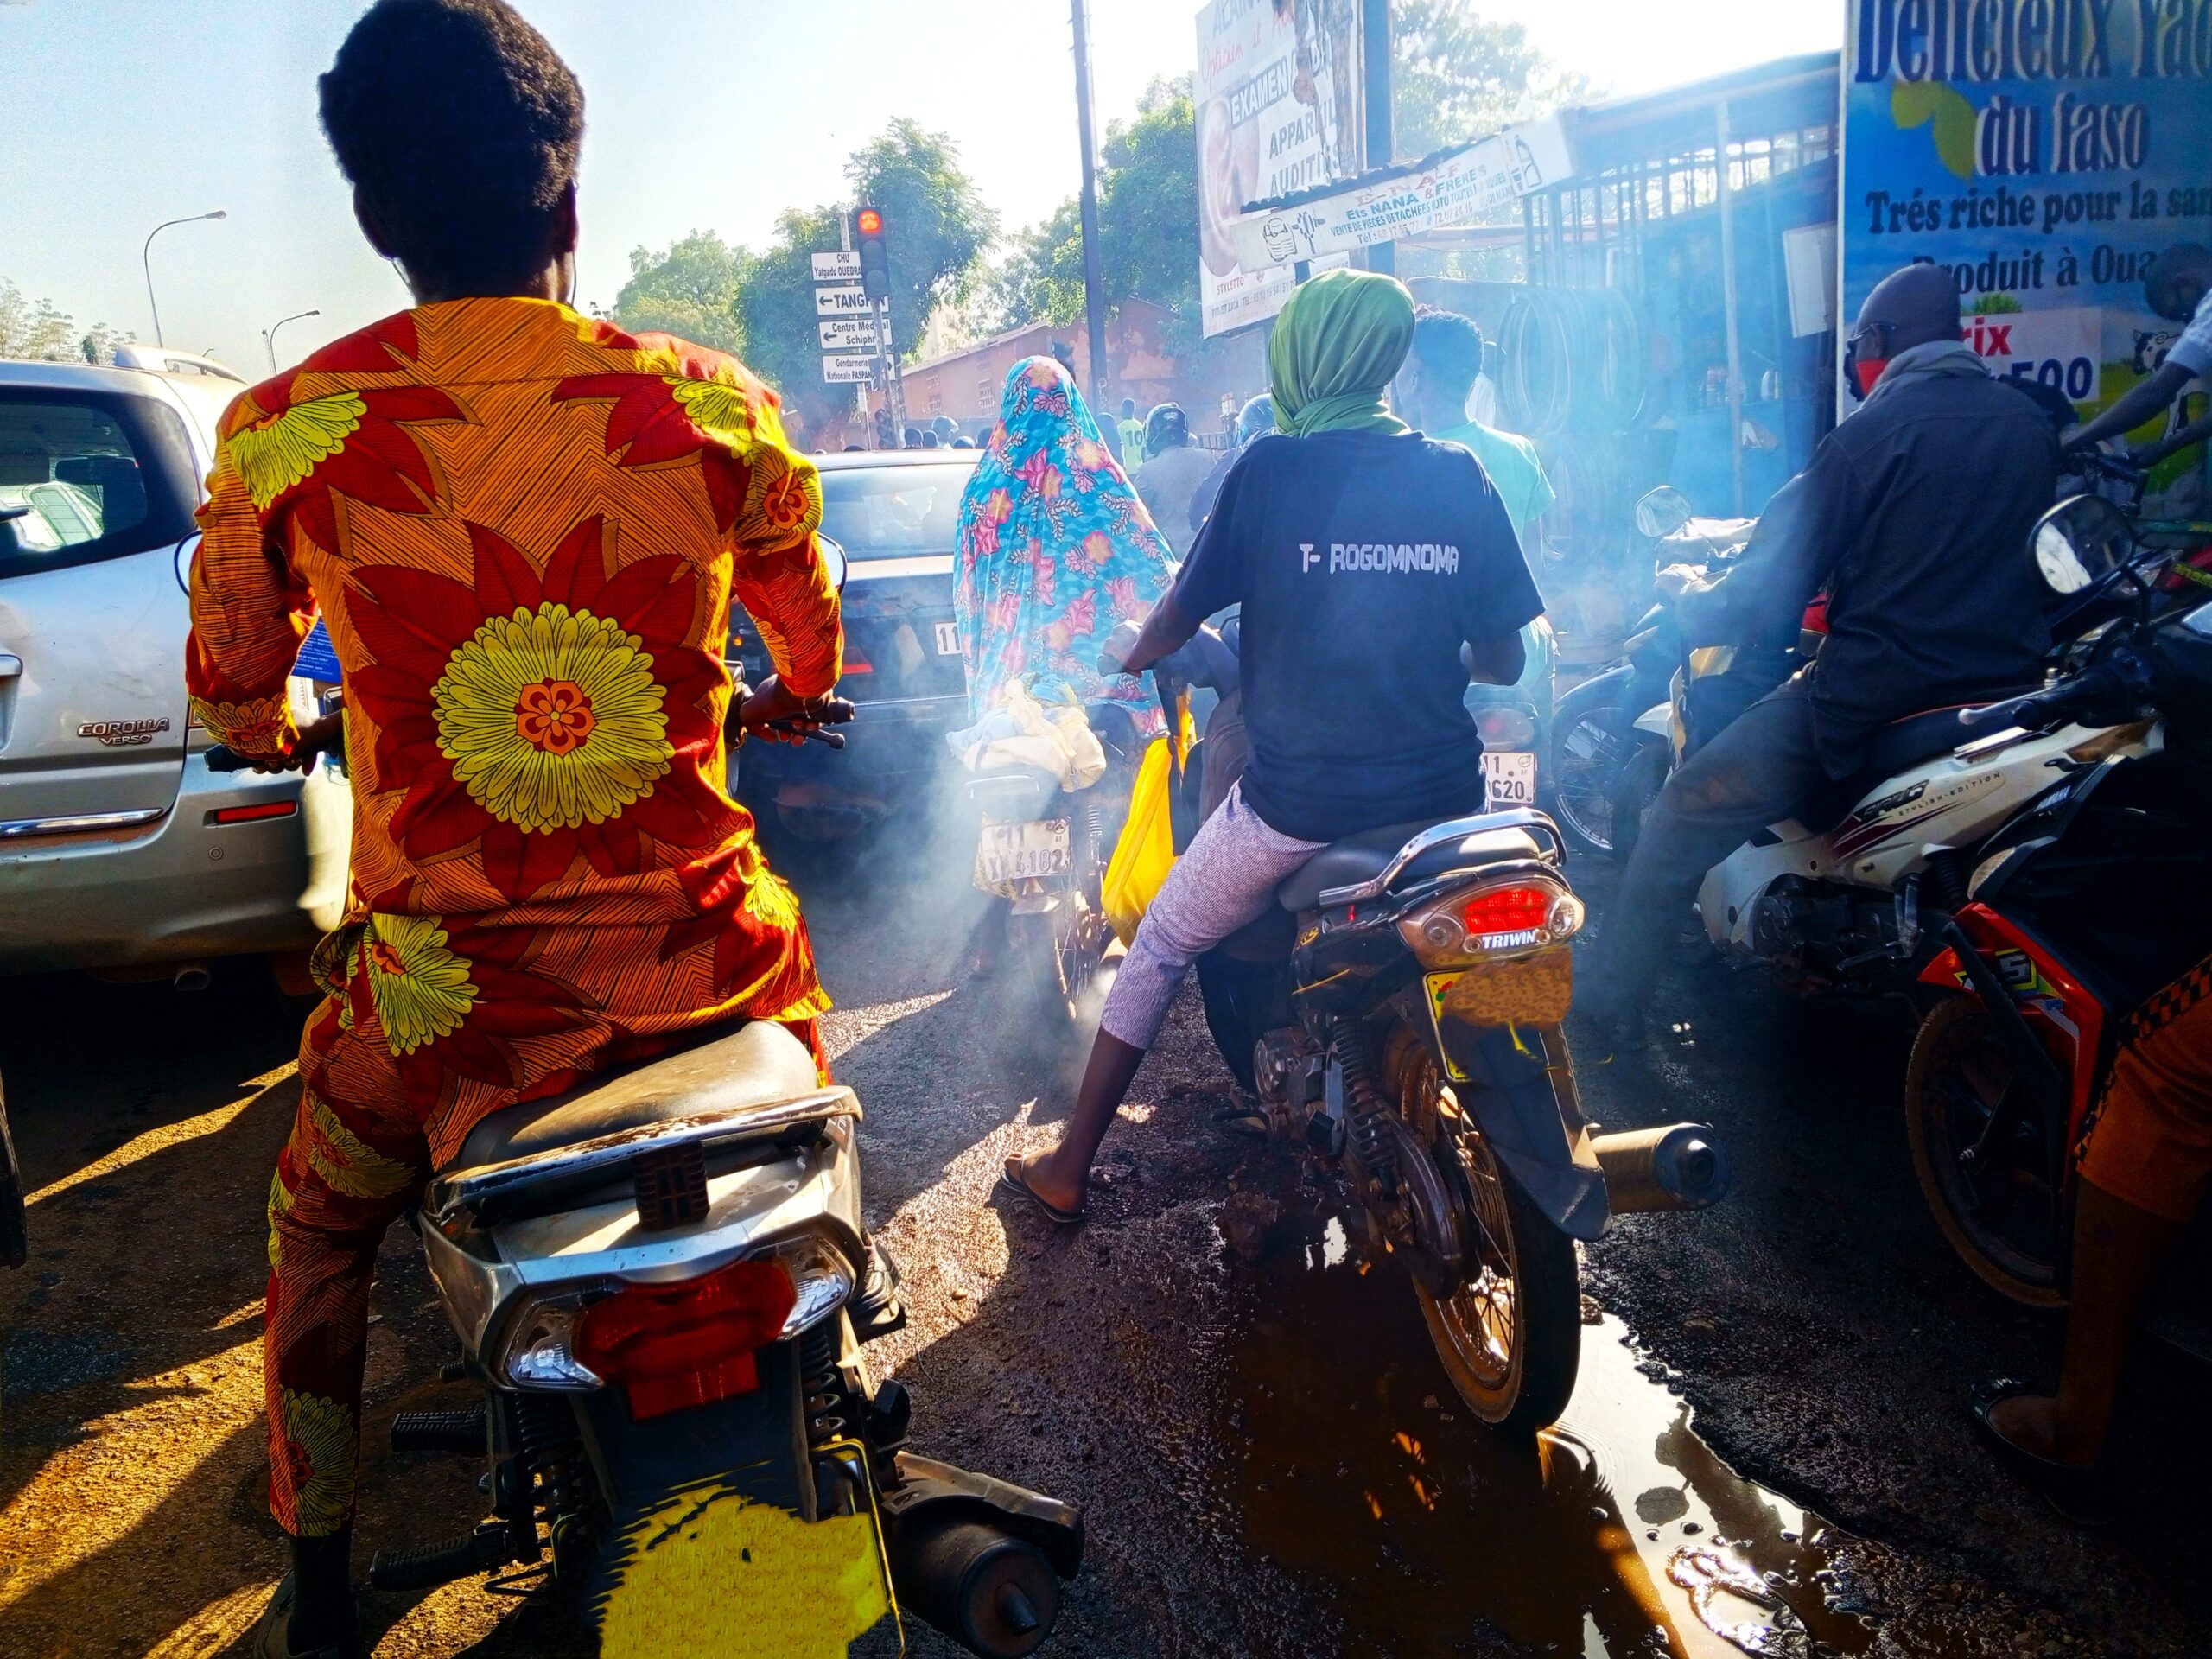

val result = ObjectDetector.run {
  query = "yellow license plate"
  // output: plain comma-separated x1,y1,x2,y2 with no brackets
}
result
594,1441,901,1657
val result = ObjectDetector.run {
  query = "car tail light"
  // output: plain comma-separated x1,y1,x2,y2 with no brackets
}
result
207,800,297,825
1472,705,1537,748
1397,877,1586,967
575,1258,798,1421
493,1234,856,1413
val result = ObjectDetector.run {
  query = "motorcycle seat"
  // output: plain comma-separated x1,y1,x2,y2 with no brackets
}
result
440,1019,821,1175
1278,818,1547,912
1797,692,2035,834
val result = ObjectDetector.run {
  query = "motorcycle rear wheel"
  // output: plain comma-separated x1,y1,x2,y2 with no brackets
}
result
1402,1052,1580,1435
1610,740,1670,867
1904,996,2067,1308
1009,903,1104,1039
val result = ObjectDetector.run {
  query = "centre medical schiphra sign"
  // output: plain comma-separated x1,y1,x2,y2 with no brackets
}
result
1843,0,2212,424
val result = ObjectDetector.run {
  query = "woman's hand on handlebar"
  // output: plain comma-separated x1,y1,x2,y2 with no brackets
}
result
739,674,855,745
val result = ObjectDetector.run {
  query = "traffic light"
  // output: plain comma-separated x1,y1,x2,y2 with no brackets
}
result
854,205,890,302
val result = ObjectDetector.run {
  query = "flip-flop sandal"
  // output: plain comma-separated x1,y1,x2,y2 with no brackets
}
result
1210,1104,1270,1138
1968,1378,2114,1527
1000,1156,1085,1226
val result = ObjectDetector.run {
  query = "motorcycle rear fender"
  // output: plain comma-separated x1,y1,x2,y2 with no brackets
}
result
1554,659,1633,724
1930,905,2107,1141
1432,1016,1608,1241
1631,703,1672,738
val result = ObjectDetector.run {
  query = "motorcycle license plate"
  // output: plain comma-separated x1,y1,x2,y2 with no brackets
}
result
1481,750,1537,811
978,817,1071,886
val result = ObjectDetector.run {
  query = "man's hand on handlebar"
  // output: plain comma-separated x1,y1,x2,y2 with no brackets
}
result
739,674,855,747
1096,619,1143,677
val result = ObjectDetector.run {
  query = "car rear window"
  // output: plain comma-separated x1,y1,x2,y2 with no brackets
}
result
0,390,199,581
817,461,976,558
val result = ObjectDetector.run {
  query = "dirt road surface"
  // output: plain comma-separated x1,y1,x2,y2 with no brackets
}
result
2,821,2204,1656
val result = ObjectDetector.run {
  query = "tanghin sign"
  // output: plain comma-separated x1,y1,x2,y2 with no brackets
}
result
1842,0,2212,417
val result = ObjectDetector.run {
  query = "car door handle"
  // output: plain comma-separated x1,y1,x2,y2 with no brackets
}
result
0,655,21,679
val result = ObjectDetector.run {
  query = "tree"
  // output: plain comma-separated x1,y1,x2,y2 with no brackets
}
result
736,205,852,434
1391,0,1592,159
613,231,747,356
846,119,1000,359
983,79,1204,352
0,280,83,362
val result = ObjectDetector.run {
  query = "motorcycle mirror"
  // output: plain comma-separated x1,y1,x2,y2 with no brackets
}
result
1634,486,1694,539
2030,494,2131,595
817,533,849,594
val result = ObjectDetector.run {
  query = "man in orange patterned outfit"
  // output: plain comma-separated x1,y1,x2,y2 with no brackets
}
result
185,5,847,1652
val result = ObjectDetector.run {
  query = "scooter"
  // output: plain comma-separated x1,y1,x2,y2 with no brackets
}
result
1903,493,2212,1313
1195,803,1731,1433
208,569,1084,1657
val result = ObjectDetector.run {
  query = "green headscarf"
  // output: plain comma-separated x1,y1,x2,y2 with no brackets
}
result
1268,267,1415,439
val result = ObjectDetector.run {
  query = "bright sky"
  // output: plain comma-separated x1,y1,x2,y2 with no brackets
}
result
0,0,1840,374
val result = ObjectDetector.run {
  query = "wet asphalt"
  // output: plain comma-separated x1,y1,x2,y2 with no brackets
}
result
0,798,2206,1656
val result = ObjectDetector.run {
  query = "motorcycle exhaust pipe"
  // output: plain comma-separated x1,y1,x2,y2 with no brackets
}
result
1592,1123,1731,1213
888,1513,1061,1659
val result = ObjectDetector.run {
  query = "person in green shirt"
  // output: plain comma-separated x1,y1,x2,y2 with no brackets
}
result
1395,306,1555,568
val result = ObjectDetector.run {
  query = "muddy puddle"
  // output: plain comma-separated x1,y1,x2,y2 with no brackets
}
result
1212,1205,1969,1658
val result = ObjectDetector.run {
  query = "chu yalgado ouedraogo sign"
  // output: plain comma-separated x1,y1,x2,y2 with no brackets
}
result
1842,0,2212,477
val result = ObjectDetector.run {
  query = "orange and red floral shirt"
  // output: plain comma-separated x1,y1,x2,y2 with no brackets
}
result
186,298,840,1137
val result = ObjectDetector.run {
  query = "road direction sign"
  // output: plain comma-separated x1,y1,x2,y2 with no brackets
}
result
812,250,861,281
821,355,877,385
818,316,877,351
815,286,873,317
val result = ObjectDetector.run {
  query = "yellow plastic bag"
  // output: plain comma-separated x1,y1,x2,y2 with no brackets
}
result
1102,734,1179,944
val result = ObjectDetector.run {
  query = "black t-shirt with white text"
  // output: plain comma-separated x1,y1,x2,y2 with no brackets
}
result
1171,430,1542,844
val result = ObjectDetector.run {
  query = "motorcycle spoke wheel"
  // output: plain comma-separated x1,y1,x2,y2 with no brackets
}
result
1549,713,1622,855
1904,998,2066,1306
1400,1051,1581,1436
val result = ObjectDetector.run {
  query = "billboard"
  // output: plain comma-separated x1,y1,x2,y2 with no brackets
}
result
1841,1,2212,427
1194,0,1364,338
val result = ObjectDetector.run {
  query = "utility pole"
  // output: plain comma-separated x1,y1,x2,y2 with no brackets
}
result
1360,0,1395,276
1070,0,1110,414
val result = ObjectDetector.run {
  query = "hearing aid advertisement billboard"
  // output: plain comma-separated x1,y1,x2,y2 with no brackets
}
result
1843,0,2212,418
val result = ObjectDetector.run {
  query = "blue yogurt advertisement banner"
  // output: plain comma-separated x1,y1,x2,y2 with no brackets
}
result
1842,1,2212,499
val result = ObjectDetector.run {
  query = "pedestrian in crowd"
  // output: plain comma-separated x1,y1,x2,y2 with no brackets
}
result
951,434,976,449
1187,391,1274,531
1002,267,1539,1223
920,429,942,448
188,3,849,1652
1049,339,1078,380
1395,307,1554,563
933,413,959,446
1116,397,1147,474
902,424,925,448
1578,263,2060,1051
952,355,1173,970
1133,402,1215,558
1977,951,2212,1522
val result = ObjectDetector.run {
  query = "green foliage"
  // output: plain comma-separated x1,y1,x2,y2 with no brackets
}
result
0,280,87,363
845,118,1001,356
737,205,851,431
1392,0,1590,159
613,231,747,356
607,122,996,434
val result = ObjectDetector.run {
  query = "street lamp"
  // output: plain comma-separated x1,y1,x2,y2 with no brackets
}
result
264,308,321,372
142,211,227,347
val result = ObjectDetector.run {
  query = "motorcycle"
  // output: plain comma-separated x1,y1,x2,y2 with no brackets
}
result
1548,487,1758,856
963,709,1135,1036
1197,805,1731,1432
1903,492,2212,1311
1165,634,1731,1433
208,562,1085,1657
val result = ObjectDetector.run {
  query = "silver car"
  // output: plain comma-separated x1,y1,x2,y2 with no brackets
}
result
0,358,350,984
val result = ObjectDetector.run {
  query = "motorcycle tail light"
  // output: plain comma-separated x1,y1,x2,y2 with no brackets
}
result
575,1257,798,1421
1397,877,1586,967
1472,705,1538,748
